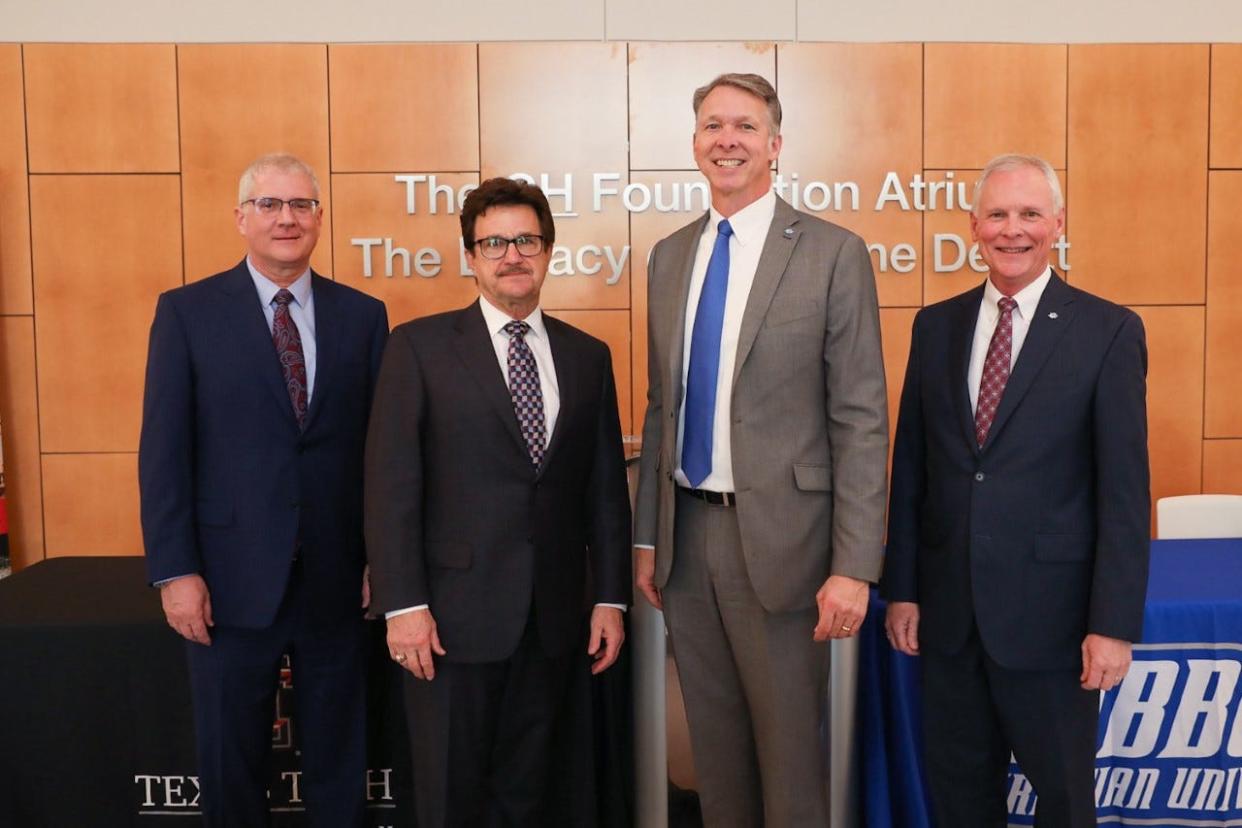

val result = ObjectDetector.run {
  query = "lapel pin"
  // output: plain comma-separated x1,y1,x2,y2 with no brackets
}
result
784,227,794,236
1048,312,1059,319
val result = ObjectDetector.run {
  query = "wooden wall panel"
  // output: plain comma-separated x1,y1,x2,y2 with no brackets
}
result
30,175,183,453
479,43,630,311
628,42,775,171
331,172,479,327
1205,171,1242,437
179,44,332,281
1210,44,1242,169
879,307,917,470
0,45,32,315
24,44,179,173
42,453,141,557
1068,45,1208,305
1134,306,1204,509
0,317,43,570
547,309,633,436
330,44,479,173
779,44,923,308
1203,440,1242,494
924,44,1067,169
628,172,707,440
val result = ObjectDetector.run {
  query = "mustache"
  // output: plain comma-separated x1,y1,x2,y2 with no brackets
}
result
498,264,532,276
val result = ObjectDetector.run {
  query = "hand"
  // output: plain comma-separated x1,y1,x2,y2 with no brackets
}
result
885,601,920,656
160,574,213,645
1080,633,1132,691
387,610,447,681
814,574,868,641
361,564,371,610
588,606,625,675
634,547,662,610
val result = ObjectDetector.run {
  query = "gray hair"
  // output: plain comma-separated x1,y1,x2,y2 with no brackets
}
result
971,153,1063,215
692,73,782,134
237,153,320,204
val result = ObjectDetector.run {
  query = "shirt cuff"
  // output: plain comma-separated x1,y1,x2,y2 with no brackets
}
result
384,605,429,619
153,574,194,588
595,603,627,612
633,544,655,550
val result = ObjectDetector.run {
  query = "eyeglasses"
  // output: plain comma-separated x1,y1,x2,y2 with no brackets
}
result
473,234,547,260
241,197,320,216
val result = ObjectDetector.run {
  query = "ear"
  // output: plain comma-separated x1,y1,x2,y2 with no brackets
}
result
234,205,247,237
1053,208,1066,238
968,211,980,243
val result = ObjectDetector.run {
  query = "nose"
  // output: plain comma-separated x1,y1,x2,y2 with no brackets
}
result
275,201,298,223
502,240,525,263
1001,214,1023,236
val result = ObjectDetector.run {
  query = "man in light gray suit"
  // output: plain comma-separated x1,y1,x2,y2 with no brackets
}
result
633,73,888,826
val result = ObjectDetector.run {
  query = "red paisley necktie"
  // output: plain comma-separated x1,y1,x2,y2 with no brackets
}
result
975,296,1016,447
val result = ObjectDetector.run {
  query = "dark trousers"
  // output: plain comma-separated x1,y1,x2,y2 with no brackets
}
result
921,624,1099,827
403,613,574,828
186,562,368,827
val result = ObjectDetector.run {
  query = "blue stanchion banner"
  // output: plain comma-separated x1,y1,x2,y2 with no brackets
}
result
1007,643,1242,823
0,416,9,578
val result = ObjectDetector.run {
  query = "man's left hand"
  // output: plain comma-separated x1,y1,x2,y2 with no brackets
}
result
1081,633,1132,691
814,574,869,641
588,606,625,675
361,564,371,610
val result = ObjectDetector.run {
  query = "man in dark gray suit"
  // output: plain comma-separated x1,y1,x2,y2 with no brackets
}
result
633,74,889,826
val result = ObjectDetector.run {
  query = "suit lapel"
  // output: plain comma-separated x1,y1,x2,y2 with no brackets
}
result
218,261,301,431
301,273,336,433
731,198,800,387
539,315,577,474
665,213,710,417
984,273,1076,450
452,303,529,457
952,285,986,455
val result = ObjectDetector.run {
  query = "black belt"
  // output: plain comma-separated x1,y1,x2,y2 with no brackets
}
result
678,486,737,507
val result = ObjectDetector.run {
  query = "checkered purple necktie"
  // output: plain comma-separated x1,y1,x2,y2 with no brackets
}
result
975,296,1017,447
272,289,308,429
504,320,546,468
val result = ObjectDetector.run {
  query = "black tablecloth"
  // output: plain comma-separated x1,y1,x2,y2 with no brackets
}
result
0,556,632,827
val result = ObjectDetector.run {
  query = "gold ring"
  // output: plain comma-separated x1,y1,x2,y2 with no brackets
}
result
395,653,408,664
842,625,852,632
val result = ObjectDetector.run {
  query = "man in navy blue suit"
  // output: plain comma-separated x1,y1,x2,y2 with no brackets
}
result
139,153,389,827
881,154,1150,827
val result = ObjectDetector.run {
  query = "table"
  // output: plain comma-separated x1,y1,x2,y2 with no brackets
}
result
0,556,632,827
858,538,1242,827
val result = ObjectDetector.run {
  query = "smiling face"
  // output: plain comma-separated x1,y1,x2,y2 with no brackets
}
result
234,167,322,287
466,204,550,320
969,165,1065,295
692,84,782,217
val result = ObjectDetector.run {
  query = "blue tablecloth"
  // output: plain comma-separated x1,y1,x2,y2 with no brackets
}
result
859,538,1242,827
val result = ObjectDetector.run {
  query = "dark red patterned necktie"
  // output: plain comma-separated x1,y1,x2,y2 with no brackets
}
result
975,296,1017,447
504,320,546,468
272,289,308,429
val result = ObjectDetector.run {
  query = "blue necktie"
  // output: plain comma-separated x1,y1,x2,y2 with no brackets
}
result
682,219,733,487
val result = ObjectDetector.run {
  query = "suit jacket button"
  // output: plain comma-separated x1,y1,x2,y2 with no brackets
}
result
974,472,985,482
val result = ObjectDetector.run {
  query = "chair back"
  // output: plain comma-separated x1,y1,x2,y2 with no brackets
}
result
1156,494,1242,539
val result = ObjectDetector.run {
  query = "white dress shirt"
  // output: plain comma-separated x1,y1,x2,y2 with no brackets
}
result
968,267,1053,413
674,189,777,492
388,297,623,617
247,259,317,403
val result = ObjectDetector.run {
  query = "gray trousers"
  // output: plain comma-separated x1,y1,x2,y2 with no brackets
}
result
663,489,831,828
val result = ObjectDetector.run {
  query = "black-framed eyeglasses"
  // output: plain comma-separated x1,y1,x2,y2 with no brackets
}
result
473,234,547,259
241,197,320,216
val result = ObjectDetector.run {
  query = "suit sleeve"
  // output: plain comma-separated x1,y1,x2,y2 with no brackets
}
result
823,232,890,582
1088,311,1150,641
364,327,431,614
138,293,200,584
586,346,633,606
633,241,666,548
879,312,927,603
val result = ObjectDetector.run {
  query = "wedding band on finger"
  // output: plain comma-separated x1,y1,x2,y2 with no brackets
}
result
394,653,408,664
842,625,852,632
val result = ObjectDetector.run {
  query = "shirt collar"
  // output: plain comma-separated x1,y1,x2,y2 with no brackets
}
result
478,296,547,341
247,258,313,308
708,188,777,248
982,266,1052,321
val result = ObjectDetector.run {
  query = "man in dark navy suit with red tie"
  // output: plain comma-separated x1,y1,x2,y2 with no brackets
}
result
882,153,1151,827
139,153,388,827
